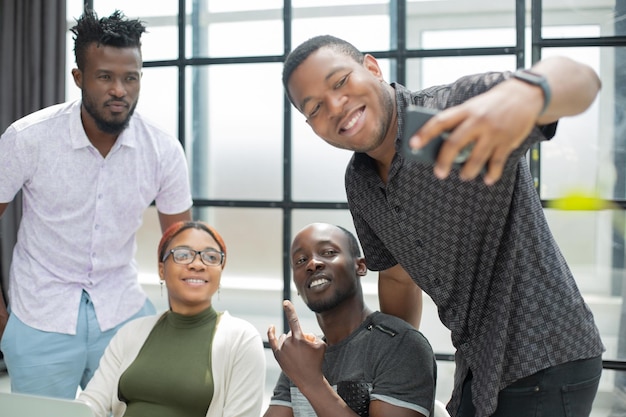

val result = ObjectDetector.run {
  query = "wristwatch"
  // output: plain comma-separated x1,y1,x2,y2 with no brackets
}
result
511,69,551,115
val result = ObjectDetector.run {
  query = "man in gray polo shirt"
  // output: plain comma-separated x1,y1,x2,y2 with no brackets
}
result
265,222,436,417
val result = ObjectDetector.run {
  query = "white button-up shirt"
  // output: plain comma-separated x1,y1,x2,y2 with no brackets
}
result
0,100,192,334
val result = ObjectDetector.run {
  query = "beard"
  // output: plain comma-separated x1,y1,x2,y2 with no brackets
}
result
361,84,396,153
82,92,137,135
306,284,357,314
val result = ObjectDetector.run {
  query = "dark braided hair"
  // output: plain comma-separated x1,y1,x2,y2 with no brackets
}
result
70,9,146,70
282,35,364,105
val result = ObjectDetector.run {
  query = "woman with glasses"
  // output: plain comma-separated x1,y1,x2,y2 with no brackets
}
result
78,220,266,417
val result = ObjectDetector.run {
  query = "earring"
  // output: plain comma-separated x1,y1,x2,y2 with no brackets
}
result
160,280,165,297
218,285,221,301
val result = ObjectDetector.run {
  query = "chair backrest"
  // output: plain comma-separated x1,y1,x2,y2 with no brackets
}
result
0,392,95,417
434,399,451,417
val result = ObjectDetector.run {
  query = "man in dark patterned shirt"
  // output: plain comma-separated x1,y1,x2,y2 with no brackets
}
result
281,35,604,417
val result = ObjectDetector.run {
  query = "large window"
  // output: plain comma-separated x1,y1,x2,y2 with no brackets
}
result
67,0,626,414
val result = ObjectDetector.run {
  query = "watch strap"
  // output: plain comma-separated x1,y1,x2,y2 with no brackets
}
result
512,69,551,116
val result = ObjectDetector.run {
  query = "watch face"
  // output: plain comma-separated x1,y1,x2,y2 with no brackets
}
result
514,70,544,85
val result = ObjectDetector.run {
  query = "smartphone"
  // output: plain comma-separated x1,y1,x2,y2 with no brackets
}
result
401,105,473,165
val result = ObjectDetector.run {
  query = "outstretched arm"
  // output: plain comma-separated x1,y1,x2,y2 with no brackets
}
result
409,56,601,185
532,56,601,125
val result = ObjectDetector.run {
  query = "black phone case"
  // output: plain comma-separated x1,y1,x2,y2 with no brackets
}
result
401,105,474,167
401,105,446,165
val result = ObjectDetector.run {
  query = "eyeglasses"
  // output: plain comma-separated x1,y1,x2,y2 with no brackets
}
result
162,247,224,266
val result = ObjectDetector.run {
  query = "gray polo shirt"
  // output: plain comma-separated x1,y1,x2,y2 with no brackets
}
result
345,75,604,416
270,311,436,416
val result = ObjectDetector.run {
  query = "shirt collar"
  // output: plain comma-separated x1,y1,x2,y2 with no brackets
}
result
69,99,137,150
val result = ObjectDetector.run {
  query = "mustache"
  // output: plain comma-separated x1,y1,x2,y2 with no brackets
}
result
105,99,129,107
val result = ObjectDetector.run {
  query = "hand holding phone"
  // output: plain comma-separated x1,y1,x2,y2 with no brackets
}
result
401,105,473,165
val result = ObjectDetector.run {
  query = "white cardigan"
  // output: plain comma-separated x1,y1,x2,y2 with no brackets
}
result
78,311,266,417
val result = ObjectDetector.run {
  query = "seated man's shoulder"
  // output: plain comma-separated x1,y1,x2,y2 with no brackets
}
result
370,312,430,345
371,311,417,331
366,312,436,367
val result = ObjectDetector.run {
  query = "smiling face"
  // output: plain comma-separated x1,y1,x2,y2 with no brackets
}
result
287,47,396,155
72,43,141,136
158,227,223,315
290,223,366,313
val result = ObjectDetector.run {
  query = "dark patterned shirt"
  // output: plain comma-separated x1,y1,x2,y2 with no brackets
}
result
345,74,604,417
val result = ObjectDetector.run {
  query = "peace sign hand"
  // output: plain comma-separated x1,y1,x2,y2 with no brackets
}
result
267,300,326,387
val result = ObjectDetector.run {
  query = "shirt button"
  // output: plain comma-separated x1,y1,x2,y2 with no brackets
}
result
98,194,103,199
94,224,100,230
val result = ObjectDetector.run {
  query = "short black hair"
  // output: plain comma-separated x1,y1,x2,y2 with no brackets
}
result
282,35,364,105
70,9,146,70
336,225,362,258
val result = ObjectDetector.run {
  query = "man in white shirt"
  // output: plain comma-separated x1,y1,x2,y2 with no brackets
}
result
0,9,192,398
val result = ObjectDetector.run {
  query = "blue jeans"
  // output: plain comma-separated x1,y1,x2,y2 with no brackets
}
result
0,290,155,399
457,356,602,417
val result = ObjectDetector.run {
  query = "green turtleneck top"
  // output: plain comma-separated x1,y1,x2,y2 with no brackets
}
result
118,306,219,417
